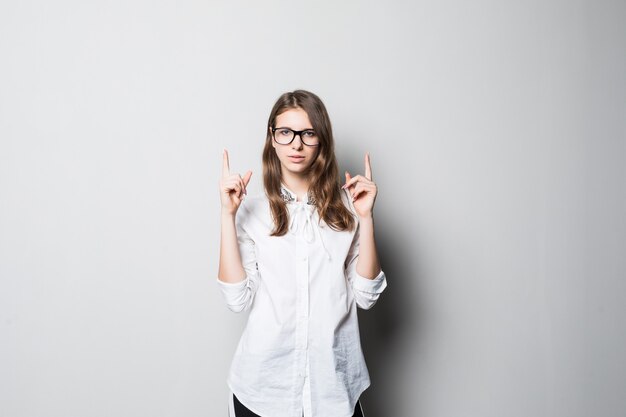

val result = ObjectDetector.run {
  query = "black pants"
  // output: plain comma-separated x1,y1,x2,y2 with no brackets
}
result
233,393,364,417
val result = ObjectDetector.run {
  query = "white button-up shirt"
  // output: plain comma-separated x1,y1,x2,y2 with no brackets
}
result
217,183,388,417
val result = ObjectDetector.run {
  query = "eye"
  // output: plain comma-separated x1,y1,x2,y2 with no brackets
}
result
277,128,291,136
303,130,316,137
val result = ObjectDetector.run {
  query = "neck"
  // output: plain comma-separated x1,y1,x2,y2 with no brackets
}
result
281,171,310,202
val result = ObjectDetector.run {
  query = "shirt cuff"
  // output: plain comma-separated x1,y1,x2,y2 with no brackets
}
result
216,276,248,295
216,276,248,286
351,269,388,294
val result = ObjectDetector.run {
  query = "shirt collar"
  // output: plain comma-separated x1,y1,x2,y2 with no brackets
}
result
280,183,316,205
280,183,330,261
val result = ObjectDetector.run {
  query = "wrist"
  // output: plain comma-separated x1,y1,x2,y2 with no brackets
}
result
221,210,236,219
358,213,374,221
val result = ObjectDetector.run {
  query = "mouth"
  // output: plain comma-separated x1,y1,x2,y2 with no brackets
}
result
288,155,305,161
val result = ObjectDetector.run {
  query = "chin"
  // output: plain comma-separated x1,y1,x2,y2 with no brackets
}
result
283,163,311,173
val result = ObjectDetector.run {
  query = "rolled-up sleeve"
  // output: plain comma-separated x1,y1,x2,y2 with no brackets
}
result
216,202,260,313
344,219,388,310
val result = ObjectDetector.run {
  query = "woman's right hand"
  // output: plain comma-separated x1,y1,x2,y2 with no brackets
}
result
220,149,253,215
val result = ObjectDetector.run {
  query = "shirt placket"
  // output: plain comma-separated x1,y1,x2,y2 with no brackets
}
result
302,353,312,417
292,203,311,417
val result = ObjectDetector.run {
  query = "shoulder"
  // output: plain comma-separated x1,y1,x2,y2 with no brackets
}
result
240,192,268,213
237,192,270,223
339,187,357,217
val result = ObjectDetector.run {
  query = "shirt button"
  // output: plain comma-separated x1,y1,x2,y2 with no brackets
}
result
301,257,307,262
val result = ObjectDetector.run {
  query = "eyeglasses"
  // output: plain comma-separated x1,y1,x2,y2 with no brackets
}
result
271,127,320,146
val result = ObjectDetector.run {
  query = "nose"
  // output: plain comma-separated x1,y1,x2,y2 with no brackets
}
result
292,134,304,149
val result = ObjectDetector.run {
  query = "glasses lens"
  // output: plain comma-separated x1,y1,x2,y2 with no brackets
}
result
274,128,294,145
301,130,319,146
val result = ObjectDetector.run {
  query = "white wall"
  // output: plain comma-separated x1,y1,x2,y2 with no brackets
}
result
1,1,624,416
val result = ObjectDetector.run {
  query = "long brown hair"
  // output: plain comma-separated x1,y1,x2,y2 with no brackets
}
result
262,90,356,236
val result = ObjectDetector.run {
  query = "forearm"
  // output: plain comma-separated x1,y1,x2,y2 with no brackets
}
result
217,212,246,284
355,214,382,280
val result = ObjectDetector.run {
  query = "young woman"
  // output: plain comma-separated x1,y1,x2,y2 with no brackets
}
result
217,90,388,417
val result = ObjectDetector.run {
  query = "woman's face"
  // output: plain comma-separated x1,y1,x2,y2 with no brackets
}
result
270,107,319,177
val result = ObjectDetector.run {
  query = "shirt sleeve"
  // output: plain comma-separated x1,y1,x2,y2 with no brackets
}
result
344,208,388,311
216,201,260,313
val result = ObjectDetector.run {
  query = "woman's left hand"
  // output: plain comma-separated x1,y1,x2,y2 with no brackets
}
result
342,152,378,218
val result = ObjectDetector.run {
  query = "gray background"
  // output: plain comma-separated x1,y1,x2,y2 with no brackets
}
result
1,1,625,416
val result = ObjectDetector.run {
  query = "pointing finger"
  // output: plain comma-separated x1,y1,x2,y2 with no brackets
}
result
364,152,372,180
222,149,230,177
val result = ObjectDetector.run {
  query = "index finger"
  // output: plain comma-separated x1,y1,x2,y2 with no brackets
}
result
222,148,230,177
364,152,372,180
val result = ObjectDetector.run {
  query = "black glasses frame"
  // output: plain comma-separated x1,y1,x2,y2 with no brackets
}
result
271,127,320,147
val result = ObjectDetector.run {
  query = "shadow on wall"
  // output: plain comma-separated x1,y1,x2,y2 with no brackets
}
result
354,192,426,417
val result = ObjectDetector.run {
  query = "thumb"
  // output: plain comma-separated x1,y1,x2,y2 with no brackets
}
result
345,171,352,184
